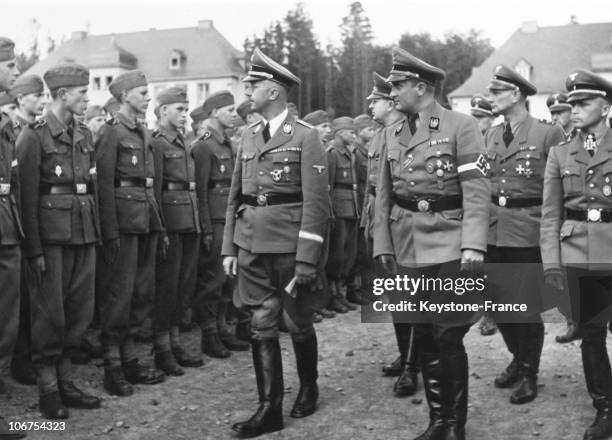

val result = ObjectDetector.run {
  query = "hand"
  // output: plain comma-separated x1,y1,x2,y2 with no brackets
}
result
460,249,484,273
202,233,213,253
158,235,170,261
223,256,238,277
377,254,397,275
29,256,46,285
102,238,120,264
544,269,565,291
295,262,317,285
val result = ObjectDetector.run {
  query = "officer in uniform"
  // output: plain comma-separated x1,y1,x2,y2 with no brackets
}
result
222,48,328,438
365,71,419,396
485,65,565,405
540,70,612,440
149,87,203,375
326,117,360,313
547,92,578,141
7,74,45,385
96,70,166,397
191,90,249,358
0,36,27,440
17,63,101,418
373,48,490,440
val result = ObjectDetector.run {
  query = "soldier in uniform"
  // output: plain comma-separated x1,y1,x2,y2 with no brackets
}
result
222,48,328,438
0,36,27,440
364,72,419,396
485,65,565,405
541,70,612,440
548,92,578,141
17,63,101,418
373,48,490,440
7,74,45,386
303,110,332,145
149,87,204,375
191,90,250,358
102,96,119,121
469,94,498,337
189,105,207,141
84,105,106,144
325,117,361,313
96,70,166,397
236,99,263,126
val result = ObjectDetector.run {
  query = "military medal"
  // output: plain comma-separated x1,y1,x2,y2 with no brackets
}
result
606,177,611,183
426,162,435,173
343,170,348,178
436,169,444,177
283,165,291,174
270,169,283,182
584,133,597,152
402,154,414,169
443,161,454,172
429,117,440,130
516,164,525,175
220,164,226,173
604,185,612,197
131,155,138,166
528,146,537,151
524,167,534,178
283,123,293,135
55,165,62,176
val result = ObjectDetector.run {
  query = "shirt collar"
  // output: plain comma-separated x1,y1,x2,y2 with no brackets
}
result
116,111,137,130
263,107,289,137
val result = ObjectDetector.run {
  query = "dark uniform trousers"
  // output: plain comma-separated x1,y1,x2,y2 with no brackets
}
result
191,128,235,332
0,117,22,377
151,127,200,340
17,112,100,394
95,112,165,364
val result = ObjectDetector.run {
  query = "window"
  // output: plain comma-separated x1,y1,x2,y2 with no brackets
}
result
105,76,113,89
514,59,532,82
197,83,210,102
170,56,180,70
168,50,185,71
92,77,101,91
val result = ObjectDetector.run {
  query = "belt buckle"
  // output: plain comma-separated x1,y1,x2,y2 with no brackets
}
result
0,183,10,195
498,196,507,207
189,181,196,191
256,194,267,206
75,183,87,194
145,178,154,188
417,199,430,212
588,208,602,222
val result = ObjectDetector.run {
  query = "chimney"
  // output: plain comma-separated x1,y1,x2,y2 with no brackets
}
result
521,21,538,33
570,15,578,24
71,30,88,40
198,20,213,30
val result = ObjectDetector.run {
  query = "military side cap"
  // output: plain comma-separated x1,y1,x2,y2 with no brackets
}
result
0,92,13,106
10,74,44,98
43,63,90,91
470,94,493,117
109,70,148,100
157,86,188,106
190,106,206,123
85,105,105,121
202,90,234,118
103,96,119,114
565,69,612,103
367,72,392,100
0,37,15,62
303,110,328,126
236,100,254,121
332,116,355,134
488,64,537,96
354,114,372,131
546,92,571,112
386,47,446,84
243,47,301,88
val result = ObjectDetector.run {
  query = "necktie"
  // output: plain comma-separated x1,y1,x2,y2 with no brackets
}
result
584,133,597,157
503,123,514,148
262,122,271,143
408,114,418,136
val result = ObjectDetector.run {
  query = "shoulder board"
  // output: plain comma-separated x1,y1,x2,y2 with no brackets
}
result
105,117,119,126
296,119,313,129
198,131,211,142
325,145,334,153
248,120,262,129
556,139,570,147
152,129,162,138
30,118,47,129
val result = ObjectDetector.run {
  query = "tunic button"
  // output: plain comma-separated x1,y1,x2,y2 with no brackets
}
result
410,181,415,186
589,183,595,188
259,171,264,176
407,167,413,173
258,186,263,190
590,197,596,201
501,179,506,183
500,189,505,194
501,169,506,173
588,170,594,175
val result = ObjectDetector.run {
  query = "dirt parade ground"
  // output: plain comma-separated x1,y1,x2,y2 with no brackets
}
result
0,308,601,440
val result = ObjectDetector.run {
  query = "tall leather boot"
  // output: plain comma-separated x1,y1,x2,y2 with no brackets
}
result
383,323,411,377
327,280,348,314
337,280,357,311
394,325,419,397
232,338,284,438
439,352,468,440
494,323,521,388
510,322,543,405
290,333,319,418
582,329,612,440
346,275,369,306
413,352,445,440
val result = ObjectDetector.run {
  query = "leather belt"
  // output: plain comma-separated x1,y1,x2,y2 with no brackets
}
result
115,177,154,188
0,183,11,196
335,183,358,190
162,181,196,191
566,209,612,223
40,183,91,195
240,193,303,207
208,179,231,189
492,196,542,208
368,187,376,197
392,194,462,213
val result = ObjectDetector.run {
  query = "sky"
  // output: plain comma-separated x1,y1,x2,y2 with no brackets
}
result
2,0,612,56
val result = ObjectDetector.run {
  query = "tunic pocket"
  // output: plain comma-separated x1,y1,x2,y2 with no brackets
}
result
39,196,73,242
561,165,582,196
